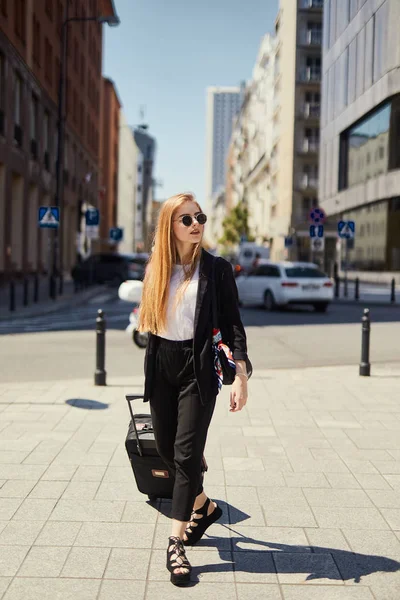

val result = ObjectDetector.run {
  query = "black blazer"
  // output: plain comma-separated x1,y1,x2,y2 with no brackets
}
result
143,249,250,405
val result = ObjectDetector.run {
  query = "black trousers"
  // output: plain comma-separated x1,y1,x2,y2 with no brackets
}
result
149,336,216,522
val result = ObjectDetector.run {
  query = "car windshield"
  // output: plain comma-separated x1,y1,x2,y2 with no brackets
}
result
285,267,327,278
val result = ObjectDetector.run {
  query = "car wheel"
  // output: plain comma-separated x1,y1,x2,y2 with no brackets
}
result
314,302,328,313
133,329,149,348
263,290,276,311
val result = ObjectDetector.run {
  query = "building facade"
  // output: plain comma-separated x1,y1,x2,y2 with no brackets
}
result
205,87,241,230
0,0,118,282
133,126,156,251
269,0,323,262
98,77,120,251
117,109,139,254
319,0,400,274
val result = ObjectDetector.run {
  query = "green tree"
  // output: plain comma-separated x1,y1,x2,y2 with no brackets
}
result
219,202,255,249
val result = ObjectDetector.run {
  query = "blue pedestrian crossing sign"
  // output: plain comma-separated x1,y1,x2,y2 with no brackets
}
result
109,227,124,243
38,206,60,228
338,220,355,239
85,208,100,227
309,225,324,238
284,236,294,248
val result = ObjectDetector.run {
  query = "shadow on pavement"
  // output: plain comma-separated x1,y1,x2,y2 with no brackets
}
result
158,500,400,585
65,398,109,410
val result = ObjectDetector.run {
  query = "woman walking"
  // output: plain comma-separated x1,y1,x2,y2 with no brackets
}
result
138,192,251,585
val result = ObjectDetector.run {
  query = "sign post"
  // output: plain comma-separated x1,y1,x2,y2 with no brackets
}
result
338,221,356,298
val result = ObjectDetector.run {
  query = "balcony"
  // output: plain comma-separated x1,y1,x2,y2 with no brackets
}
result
299,66,321,83
299,138,320,154
300,30,322,46
300,0,323,9
300,102,320,119
298,173,319,190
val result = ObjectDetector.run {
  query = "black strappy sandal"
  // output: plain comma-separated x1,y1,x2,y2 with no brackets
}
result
183,498,223,546
166,536,192,586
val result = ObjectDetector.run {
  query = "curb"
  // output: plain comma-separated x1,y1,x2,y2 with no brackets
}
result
333,298,400,308
0,286,108,322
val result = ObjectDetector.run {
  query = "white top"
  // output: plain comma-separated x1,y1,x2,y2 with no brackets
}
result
161,264,199,341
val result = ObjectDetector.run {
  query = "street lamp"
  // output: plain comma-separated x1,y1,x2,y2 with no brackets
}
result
52,9,120,299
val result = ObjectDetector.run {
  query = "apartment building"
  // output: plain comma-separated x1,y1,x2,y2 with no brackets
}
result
227,34,276,248
0,0,118,283
319,0,400,274
133,126,156,251
269,0,323,261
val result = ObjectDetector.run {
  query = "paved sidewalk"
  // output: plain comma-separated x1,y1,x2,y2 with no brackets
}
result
1,364,400,599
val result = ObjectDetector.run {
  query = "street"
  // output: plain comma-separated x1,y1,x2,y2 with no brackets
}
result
1,294,400,383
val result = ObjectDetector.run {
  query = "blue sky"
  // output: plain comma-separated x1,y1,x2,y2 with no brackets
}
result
103,0,278,203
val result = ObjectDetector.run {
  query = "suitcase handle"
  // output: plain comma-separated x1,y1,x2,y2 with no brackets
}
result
125,394,144,457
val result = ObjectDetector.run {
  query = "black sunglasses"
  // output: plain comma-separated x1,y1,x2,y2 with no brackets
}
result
176,213,207,227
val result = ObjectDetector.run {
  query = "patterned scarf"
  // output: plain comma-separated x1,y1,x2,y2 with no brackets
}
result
212,327,236,391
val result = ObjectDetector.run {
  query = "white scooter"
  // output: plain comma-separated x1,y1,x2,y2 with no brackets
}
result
118,280,148,349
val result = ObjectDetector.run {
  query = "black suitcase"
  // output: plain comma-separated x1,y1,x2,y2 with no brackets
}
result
125,394,208,501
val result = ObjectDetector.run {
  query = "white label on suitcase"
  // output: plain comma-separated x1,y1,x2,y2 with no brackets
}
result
152,469,169,478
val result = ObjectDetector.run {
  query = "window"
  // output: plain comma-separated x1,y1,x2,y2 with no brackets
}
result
32,15,41,66
256,265,281,277
347,38,356,105
1,0,7,17
285,267,326,278
336,0,349,37
45,0,53,19
364,16,374,90
43,111,49,151
44,38,53,84
0,52,5,111
14,0,26,43
355,28,365,98
329,0,337,48
350,0,358,19
373,2,388,82
30,94,38,140
14,72,22,126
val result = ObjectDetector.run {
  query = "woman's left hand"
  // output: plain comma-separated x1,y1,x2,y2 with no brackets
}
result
229,375,248,412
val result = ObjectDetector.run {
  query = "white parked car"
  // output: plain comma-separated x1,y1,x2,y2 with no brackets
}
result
236,261,334,312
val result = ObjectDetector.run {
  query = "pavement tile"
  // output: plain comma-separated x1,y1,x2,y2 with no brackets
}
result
303,488,373,508
74,522,155,548
145,581,237,599
0,578,11,598
281,586,374,599
104,548,151,579
0,499,23,521
236,584,282,600
354,473,392,489
0,466,46,482
343,529,400,558
343,460,379,474
12,499,58,521
61,481,100,500
263,505,317,527
305,528,351,552
98,579,146,600
233,551,277,583
95,480,145,501
2,577,100,599
283,473,330,488
228,526,311,553
0,521,44,546
0,453,31,465
0,546,30,576
33,521,82,546
226,486,258,505
71,465,107,481
324,473,361,489
225,471,285,487
222,457,264,471
121,501,159,523
380,509,400,530
229,505,266,527
274,552,342,584
313,507,390,529
289,459,349,474
41,465,77,481
0,481,37,499
17,546,70,577
28,481,68,499
373,461,400,474
102,467,133,483
257,487,308,508
367,489,400,509
49,499,125,522
61,546,111,578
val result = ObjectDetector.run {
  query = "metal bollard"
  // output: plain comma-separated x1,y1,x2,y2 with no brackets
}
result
355,277,359,301
359,308,371,377
23,277,29,307
59,273,64,296
49,273,56,300
391,278,395,304
33,272,39,303
334,276,340,298
94,309,107,386
9,279,15,312
344,276,348,298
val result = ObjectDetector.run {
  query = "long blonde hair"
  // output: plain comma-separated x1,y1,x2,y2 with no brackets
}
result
138,192,203,335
